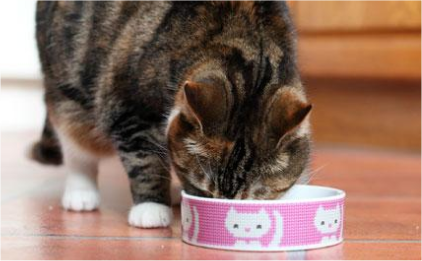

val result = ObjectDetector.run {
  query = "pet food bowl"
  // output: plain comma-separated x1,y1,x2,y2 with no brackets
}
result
181,185,345,251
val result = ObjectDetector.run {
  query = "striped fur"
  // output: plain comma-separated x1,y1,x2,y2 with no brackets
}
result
34,1,312,208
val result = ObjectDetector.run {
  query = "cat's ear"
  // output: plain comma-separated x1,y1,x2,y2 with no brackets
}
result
182,80,227,135
268,88,312,146
258,208,267,216
316,205,324,214
227,207,237,217
335,204,340,212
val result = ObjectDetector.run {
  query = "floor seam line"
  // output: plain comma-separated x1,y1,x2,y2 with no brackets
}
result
1,233,179,241
345,239,421,243
3,234,421,243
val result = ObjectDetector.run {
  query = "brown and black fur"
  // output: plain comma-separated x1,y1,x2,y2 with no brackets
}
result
34,1,312,206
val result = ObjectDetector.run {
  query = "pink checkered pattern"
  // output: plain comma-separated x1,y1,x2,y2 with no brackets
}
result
181,192,345,251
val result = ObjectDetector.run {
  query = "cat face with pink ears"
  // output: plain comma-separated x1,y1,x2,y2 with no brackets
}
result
314,204,341,234
225,207,271,238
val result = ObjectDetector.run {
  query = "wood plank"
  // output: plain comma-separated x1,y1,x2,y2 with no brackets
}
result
291,1,421,33
298,33,421,79
2,237,421,260
306,77,421,151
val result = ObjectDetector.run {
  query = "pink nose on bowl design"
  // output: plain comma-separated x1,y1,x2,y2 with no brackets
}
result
245,227,251,232
328,224,333,228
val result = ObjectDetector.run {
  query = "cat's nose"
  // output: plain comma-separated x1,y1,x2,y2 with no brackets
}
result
328,224,333,228
245,227,251,232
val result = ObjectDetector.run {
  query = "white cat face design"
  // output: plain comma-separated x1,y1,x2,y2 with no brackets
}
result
181,200,193,232
314,205,341,234
225,207,271,238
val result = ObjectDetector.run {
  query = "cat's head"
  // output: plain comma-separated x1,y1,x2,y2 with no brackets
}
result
167,73,311,200
166,1,310,199
314,205,341,234
225,207,271,238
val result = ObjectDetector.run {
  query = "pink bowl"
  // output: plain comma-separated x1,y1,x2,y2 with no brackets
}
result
181,185,345,251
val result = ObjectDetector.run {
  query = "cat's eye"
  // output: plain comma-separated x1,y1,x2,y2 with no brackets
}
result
334,219,338,223
321,221,325,225
256,225,262,229
233,224,239,229
186,218,189,222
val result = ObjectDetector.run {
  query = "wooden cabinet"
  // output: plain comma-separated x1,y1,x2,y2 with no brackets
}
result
290,1,421,32
288,1,421,79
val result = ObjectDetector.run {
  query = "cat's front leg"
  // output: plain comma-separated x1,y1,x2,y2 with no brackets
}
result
56,128,100,212
110,116,172,228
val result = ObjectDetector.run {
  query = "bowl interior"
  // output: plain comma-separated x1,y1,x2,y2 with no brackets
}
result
279,185,343,200
182,185,345,203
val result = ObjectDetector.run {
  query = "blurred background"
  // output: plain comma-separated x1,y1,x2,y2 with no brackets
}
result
289,1,421,152
1,1,420,259
1,1,421,152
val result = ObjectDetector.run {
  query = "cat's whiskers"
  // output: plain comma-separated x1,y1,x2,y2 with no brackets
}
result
206,159,218,186
298,164,328,185
143,148,168,159
195,155,213,185
157,156,171,173
163,85,178,92
143,172,172,182
145,138,168,152
142,139,169,160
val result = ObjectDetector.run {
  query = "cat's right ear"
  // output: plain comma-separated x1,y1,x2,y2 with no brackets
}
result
268,88,312,147
316,205,324,214
182,81,227,135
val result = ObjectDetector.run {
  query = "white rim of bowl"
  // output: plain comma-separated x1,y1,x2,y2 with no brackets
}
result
181,184,345,204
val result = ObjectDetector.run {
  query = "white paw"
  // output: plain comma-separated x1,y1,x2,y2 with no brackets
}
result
62,189,100,211
128,202,173,228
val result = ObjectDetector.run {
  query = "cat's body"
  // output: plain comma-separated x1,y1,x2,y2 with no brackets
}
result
33,1,312,228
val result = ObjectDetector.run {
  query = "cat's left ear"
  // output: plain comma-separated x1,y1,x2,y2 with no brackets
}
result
227,207,237,217
182,80,227,135
268,88,312,146
316,205,324,214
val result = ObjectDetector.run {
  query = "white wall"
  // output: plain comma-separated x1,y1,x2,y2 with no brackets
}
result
1,0,41,79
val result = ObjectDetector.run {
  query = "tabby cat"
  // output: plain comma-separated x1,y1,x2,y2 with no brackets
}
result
33,1,312,228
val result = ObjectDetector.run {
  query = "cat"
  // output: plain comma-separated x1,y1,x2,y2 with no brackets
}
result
32,1,312,228
314,204,341,243
181,200,199,243
225,207,283,248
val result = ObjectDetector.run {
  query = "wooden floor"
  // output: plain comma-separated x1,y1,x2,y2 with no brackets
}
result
1,131,421,260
